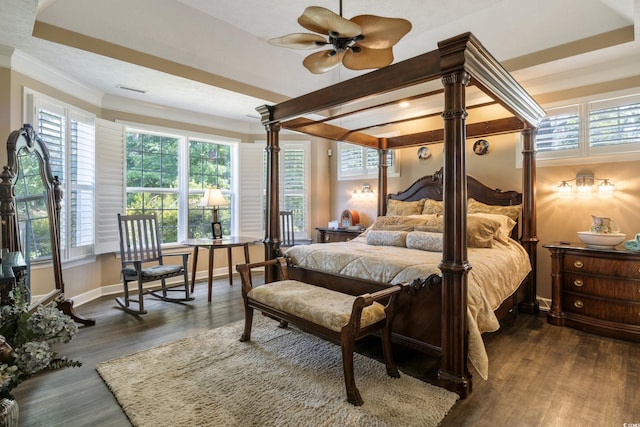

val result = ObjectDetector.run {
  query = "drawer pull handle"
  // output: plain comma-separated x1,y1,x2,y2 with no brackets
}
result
573,279,583,287
573,260,584,268
574,300,584,309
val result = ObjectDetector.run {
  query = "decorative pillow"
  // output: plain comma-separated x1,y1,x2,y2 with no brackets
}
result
371,215,438,231
413,216,444,233
413,215,503,248
406,231,443,252
468,213,516,243
465,215,503,248
467,198,521,221
366,230,408,247
422,199,444,215
386,198,425,216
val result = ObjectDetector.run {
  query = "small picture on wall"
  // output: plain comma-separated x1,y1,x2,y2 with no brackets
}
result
473,139,490,155
417,146,431,160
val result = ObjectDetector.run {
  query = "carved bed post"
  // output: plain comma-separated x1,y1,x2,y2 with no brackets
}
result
439,68,472,398
256,105,281,283
377,137,388,216
519,127,540,314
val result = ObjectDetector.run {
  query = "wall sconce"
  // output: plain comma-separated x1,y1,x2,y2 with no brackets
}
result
352,184,376,201
557,172,614,199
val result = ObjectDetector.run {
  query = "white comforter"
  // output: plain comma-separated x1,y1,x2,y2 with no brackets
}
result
284,235,532,380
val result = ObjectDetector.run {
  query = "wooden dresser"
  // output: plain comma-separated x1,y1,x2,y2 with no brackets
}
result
315,227,363,243
544,243,640,342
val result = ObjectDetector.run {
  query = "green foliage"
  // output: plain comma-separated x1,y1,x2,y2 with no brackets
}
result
126,132,234,242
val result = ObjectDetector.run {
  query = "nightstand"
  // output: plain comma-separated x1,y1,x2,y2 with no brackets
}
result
316,227,364,243
544,243,640,342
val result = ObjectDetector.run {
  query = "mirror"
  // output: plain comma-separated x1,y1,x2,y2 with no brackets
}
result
0,124,94,325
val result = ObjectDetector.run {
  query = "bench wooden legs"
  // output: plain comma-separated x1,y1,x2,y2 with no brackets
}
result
340,332,363,406
240,305,254,342
340,324,400,406
381,322,401,378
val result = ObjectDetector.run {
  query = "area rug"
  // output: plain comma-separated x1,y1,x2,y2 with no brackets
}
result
96,317,459,426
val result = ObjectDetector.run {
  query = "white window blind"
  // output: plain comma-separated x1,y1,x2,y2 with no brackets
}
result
27,90,96,261
337,142,397,180
280,141,309,238
534,92,640,163
589,99,640,149
259,140,311,239
238,142,265,238
95,119,125,254
535,105,580,158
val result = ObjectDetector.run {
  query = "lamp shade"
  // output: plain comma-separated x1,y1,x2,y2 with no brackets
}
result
199,187,229,207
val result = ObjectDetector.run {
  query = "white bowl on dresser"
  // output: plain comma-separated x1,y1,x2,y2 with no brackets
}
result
577,231,626,249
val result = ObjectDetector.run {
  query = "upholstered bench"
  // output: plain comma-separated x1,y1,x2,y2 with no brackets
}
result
236,257,406,406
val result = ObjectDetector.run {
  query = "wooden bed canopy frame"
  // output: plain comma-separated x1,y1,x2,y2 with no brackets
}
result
256,32,546,397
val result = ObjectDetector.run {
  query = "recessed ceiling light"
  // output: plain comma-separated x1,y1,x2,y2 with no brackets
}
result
399,101,410,108
116,84,146,94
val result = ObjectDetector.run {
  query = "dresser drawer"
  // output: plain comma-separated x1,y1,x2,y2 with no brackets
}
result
563,273,640,302
564,253,640,278
563,293,640,325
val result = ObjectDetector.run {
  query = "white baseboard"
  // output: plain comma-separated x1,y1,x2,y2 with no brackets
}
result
537,297,551,312
70,266,235,307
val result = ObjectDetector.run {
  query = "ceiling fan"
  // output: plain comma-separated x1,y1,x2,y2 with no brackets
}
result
267,1,412,74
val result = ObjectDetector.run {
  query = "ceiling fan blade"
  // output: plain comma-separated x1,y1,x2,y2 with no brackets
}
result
303,50,345,74
342,46,394,70
268,33,327,49
298,6,361,38
349,15,412,49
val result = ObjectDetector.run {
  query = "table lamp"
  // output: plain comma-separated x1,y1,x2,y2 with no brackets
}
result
200,187,229,239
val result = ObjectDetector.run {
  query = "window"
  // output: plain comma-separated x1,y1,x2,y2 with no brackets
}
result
261,141,311,239
337,142,398,180
25,90,96,262
125,127,237,244
535,92,640,163
535,105,580,156
187,139,232,238
280,142,310,237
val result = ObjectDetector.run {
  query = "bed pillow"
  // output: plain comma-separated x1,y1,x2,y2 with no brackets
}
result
366,230,408,247
422,199,444,215
466,215,503,248
406,231,443,252
413,215,503,248
468,213,516,243
371,214,438,231
467,198,521,221
386,198,425,216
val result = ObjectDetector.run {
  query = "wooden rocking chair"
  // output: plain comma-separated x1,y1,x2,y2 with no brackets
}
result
116,213,193,315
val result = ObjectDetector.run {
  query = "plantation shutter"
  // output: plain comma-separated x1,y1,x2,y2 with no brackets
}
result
280,142,309,237
238,142,265,238
34,97,96,259
589,100,640,147
94,119,126,254
68,110,95,258
535,107,580,153
338,142,395,180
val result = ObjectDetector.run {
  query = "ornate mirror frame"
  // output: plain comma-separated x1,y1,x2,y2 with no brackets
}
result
0,124,94,326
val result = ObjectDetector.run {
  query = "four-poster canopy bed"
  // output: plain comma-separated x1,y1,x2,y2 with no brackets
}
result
256,32,545,398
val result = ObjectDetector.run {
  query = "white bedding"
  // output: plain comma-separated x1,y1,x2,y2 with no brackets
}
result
284,235,532,380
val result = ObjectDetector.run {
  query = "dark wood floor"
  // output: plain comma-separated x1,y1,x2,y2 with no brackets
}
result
12,276,640,426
